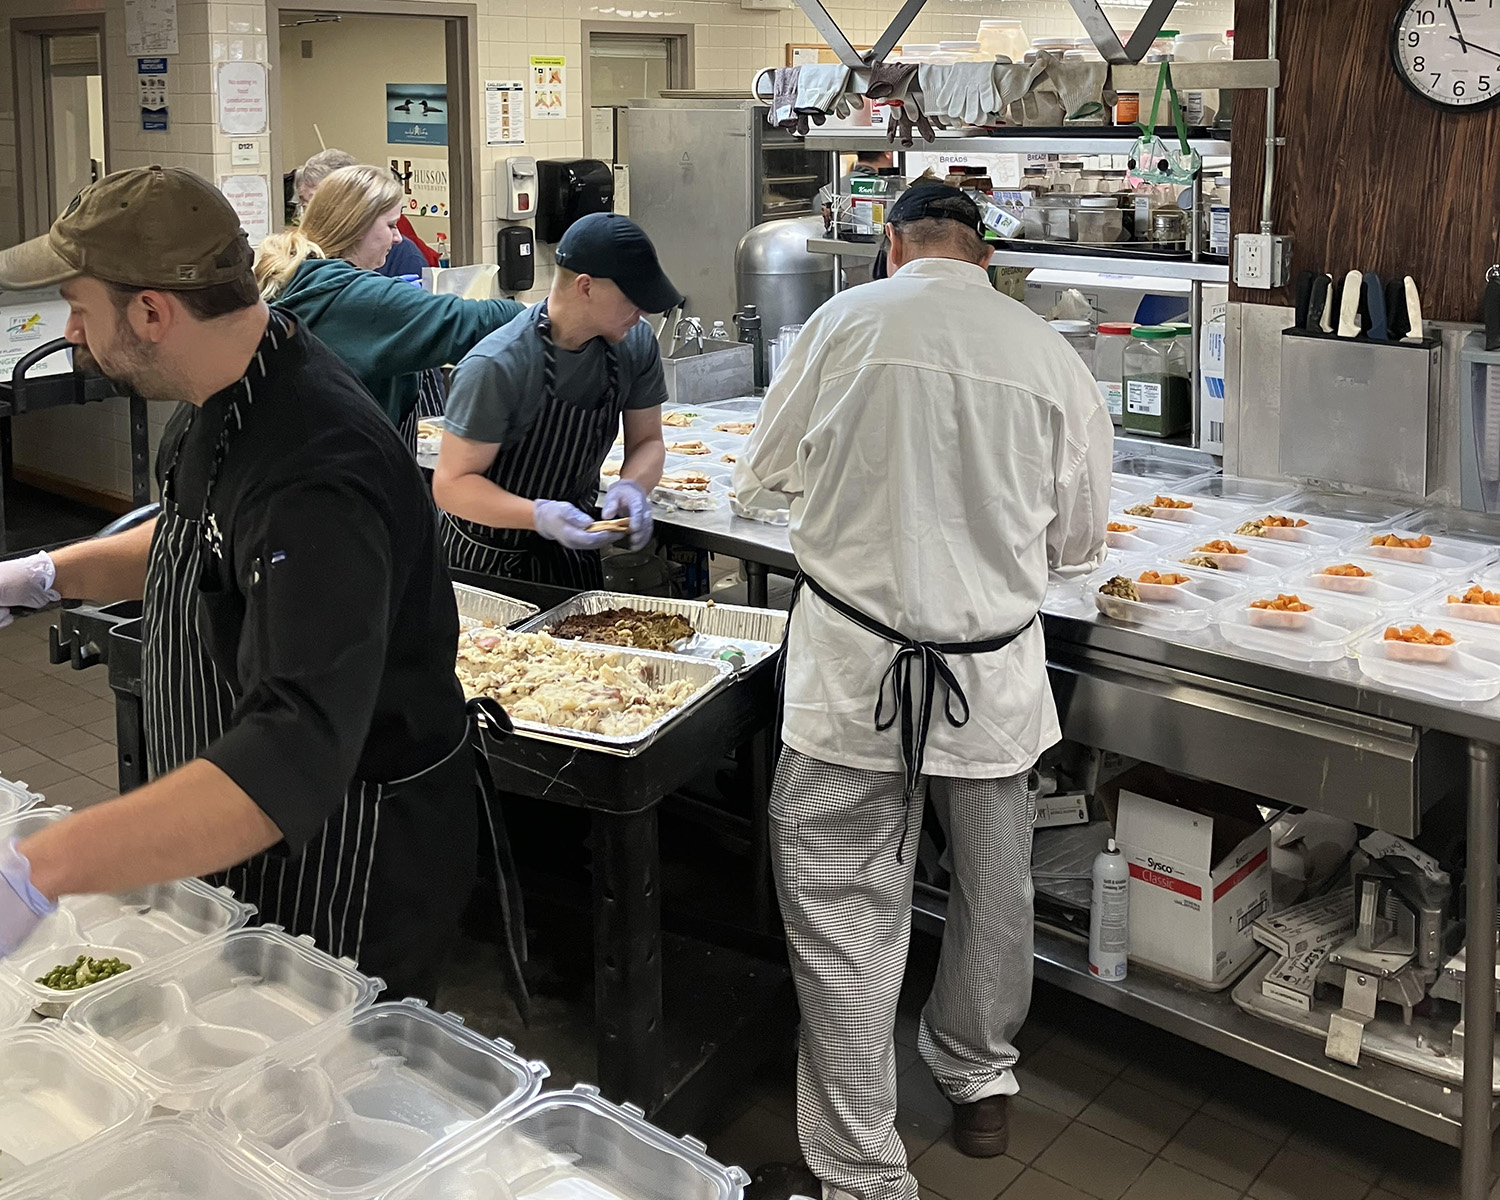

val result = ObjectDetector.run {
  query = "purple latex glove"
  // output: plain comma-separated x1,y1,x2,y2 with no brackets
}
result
601,480,653,551
0,552,59,630
0,839,55,958
532,500,619,550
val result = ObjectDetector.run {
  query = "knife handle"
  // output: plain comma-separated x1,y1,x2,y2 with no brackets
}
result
1294,270,1315,331
1385,278,1409,341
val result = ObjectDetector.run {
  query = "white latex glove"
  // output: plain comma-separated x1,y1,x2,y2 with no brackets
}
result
0,839,56,958
919,63,1003,127
0,552,60,630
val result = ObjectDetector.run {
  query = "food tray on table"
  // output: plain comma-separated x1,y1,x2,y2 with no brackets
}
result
0,808,255,1018
1412,589,1500,634
1103,519,1193,558
1270,490,1413,527
453,581,540,630
0,1024,150,1187
1214,592,1381,663
1354,623,1500,702
0,1117,313,1200
697,395,762,422
381,1083,750,1200
1279,555,1447,610
0,777,40,821
1356,529,1498,573
456,629,733,756
1169,534,1312,578
0,976,27,1033
415,417,444,471
206,999,547,1198
1111,455,1214,491
1171,475,1299,507
662,432,742,461
1087,563,1245,632
520,591,787,668
652,462,733,512
1117,492,1255,529
1221,510,1371,549
659,406,718,433
63,926,381,1111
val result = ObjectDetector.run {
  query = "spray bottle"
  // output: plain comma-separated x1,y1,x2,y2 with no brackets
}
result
1089,838,1130,981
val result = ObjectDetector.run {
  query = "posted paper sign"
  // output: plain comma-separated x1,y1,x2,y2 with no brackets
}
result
217,62,268,136
530,56,566,120
394,157,449,219
138,58,169,132
125,0,177,56
231,140,261,165
220,175,272,247
387,84,448,146
485,80,525,145
0,292,71,379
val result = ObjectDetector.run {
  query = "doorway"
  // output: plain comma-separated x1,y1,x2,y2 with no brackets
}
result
12,18,108,241
583,24,694,169
267,0,480,265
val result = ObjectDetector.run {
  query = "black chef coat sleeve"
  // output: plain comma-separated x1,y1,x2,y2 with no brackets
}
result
200,481,396,853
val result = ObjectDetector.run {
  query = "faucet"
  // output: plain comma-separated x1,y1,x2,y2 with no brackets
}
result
670,317,706,357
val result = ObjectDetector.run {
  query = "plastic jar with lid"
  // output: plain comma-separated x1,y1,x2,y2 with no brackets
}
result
1094,322,1135,425
1171,33,1225,124
940,40,987,61
1050,320,1097,369
1122,326,1191,438
977,19,1029,63
902,44,940,63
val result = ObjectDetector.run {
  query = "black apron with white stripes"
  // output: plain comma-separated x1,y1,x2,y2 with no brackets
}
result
440,305,623,589
141,316,481,1001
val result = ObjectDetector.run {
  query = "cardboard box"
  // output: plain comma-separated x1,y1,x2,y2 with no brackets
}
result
1115,778,1278,988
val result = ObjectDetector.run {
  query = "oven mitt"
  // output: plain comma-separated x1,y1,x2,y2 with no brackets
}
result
919,62,1005,127
769,66,801,131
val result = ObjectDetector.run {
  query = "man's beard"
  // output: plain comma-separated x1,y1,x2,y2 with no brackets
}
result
75,328,179,401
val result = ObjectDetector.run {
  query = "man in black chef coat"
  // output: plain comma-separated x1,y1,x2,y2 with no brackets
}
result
0,167,481,1001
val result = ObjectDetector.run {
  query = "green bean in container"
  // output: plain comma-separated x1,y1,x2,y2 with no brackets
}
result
37,954,132,991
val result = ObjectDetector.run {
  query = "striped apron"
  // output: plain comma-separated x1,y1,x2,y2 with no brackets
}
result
440,307,625,589
141,319,515,1003
399,368,448,456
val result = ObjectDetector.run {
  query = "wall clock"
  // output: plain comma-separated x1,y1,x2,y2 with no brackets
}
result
1392,0,1500,111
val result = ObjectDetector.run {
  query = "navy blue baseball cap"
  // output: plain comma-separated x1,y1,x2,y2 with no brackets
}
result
886,183,984,237
555,212,684,314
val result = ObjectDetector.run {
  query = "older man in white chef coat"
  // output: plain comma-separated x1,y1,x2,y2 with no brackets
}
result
735,184,1112,1200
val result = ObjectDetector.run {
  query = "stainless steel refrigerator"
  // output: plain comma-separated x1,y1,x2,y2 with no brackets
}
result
625,96,831,329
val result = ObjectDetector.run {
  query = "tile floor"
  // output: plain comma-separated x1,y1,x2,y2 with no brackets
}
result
0,611,1489,1200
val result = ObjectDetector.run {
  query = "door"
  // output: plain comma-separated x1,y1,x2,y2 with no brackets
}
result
583,24,694,174
12,19,108,240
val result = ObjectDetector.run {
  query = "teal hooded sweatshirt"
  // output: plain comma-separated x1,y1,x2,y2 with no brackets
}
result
273,257,525,426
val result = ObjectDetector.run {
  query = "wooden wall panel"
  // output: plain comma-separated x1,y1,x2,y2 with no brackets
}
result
1231,0,1500,320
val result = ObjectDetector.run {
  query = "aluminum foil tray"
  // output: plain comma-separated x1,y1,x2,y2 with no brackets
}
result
0,1025,150,1187
0,1118,313,1200
454,581,540,631
207,1000,546,1197
381,1084,749,1200
0,809,255,1018
63,926,381,1112
519,591,787,667
459,633,732,756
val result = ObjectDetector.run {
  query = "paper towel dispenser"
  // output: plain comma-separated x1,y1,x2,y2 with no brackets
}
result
536,158,614,243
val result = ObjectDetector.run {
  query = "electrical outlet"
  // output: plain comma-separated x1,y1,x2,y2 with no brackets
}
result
1234,232,1293,289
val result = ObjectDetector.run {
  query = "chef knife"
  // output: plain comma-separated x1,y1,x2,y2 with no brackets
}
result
1336,270,1364,338
1364,272,1388,341
1385,277,1410,342
1402,276,1425,343
1310,274,1332,334
1294,270,1315,331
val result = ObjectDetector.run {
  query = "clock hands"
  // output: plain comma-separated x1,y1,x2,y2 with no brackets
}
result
1449,34,1500,57
1448,0,1470,51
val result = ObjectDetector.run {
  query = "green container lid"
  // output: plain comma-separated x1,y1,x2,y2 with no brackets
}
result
1130,325,1177,339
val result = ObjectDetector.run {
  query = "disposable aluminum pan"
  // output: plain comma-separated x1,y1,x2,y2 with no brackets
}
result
463,635,732,756
453,582,539,631
518,591,787,667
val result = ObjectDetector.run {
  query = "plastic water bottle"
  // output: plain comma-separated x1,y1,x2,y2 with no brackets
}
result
1089,839,1129,981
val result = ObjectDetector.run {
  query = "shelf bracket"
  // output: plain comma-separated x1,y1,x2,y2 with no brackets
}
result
788,0,960,68
1067,0,1183,63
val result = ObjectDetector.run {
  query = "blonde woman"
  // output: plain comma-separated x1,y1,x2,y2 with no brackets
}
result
256,164,522,429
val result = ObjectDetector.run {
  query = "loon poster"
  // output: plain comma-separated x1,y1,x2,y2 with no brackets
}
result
387,83,448,146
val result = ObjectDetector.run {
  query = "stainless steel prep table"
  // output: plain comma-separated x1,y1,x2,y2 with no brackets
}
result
649,506,1500,1200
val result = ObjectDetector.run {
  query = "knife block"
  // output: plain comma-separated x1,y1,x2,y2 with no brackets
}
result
1279,328,1441,497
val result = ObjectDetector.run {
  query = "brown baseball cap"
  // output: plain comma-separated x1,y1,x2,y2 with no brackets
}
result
0,165,254,291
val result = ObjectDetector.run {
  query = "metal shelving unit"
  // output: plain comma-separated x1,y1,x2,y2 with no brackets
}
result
802,129,1232,157
807,237,1229,282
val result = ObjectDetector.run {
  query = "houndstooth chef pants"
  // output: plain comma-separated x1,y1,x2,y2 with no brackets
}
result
770,747,1038,1200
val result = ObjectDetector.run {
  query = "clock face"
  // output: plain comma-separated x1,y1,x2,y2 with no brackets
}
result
1393,0,1500,110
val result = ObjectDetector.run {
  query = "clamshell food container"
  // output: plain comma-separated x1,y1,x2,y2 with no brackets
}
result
1172,535,1312,577
1117,492,1256,529
458,631,732,756
521,591,786,668
1111,455,1214,492
381,1084,750,1200
0,1117,313,1200
453,581,539,630
1171,475,1299,507
0,1024,151,1187
0,976,27,1033
1280,556,1446,609
1355,628,1500,702
1272,490,1413,527
1359,529,1499,573
1221,510,1370,549
1102,520,1193,558
0,777,40,822
0,808,254,1018
1088,564,1245,632
207,999,546,1198
63,926,381,1111
1214,594,1381,663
